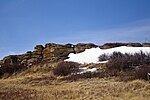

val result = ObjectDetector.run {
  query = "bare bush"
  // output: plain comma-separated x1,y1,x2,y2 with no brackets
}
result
98,51,150,80
53,61,80,76
98,54,109,61
0,64,26,77
107,52,129,71
135,65,150,80
99,51,150,71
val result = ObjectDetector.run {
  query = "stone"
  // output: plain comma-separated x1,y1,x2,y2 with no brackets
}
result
42,48,54,58
65,43,74,48
31,54,43,59
2,55,18,65
32,50,42,55
0,42,147,70
20,52,32,60
100,43,128,49
127,43,142,47
42,43,74,60
142,43,150,47
74,43,98,53
0,60,3,65
34,45,44,51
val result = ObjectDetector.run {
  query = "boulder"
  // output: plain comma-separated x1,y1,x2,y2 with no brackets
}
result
74,43,98,53
0,60,3,65
22,51,32,59
0,43,98,66
42,48,54,58
127,43,142,47
31,45,44,59
100,43,129,49
33,45,43,56
2,55,18,65
42,43,74,60
34,45,44,51
100,43,143,49
142,43,150,47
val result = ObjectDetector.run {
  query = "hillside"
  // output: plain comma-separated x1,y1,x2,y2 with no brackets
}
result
0,42,150,100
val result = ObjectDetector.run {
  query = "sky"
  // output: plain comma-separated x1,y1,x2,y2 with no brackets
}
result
0,0,150,59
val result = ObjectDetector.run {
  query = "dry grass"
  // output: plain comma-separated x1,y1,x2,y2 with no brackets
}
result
0,62,150,100
0,77,150,100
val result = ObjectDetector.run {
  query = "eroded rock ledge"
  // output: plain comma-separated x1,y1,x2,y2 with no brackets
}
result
0,43,98,66
0,42,150,66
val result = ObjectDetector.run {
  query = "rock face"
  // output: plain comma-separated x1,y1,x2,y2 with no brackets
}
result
142,43,150,47
2,55,18,65
0,43,98,66
100,43,143,49
74,43,98,53
1,42,150,66
42,43,75,61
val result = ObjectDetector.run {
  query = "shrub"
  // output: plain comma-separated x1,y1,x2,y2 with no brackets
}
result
98,54,109,61
135,65,150,80
53,61,80,76
0,64,26,77
98,51,150,81
99,51,150,71
106,52,129,71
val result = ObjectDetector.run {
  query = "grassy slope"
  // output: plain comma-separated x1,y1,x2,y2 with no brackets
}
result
0,63,150,100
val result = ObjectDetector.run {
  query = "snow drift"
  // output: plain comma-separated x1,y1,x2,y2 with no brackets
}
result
65,46,150,64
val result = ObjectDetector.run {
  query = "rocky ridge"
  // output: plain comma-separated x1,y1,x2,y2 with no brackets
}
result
0,43,98,66
0,42,150,66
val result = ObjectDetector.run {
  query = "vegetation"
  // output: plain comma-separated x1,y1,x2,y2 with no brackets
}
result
53,61,80,76
99,51,150,80
0,74,150,100
0,51,150,99
135,65,150,80
0,64,26,77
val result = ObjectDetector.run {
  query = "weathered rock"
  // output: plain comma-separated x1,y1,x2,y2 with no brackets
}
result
32,45,43,59
0,60,3,65
100,43,128,49
127,43,142,47
74,43,98,53
142,43,150,47
21,59,28,65
0,43,99,66
34,45,44,51
42,43,74,60
65,43,74,48
1,42,146,67
31,54,43,59
100,43,143,49
21,51,32,59
45,43,59,48
27,58,39,65
2,55,18,65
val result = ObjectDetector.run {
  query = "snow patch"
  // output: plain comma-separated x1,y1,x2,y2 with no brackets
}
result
72,67,97,74
65,46,150,64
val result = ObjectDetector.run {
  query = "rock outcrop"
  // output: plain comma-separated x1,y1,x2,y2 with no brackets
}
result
74,43,98,53
1,42,150,66
100,42,143,49
0,43,98,66
142,43,150,47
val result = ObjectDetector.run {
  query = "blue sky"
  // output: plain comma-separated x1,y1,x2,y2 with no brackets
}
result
0,0,150,59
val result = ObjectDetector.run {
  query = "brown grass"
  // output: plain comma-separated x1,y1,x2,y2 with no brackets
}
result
0,77,150,100
0,62,150,100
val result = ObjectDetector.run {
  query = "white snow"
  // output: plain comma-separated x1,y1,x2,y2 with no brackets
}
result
73,67,97,74
79,67,97,74
65,46,150,64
